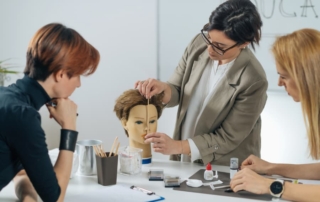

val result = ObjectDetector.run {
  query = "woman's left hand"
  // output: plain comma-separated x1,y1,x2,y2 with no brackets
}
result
144,132,181,155
230,168,273,194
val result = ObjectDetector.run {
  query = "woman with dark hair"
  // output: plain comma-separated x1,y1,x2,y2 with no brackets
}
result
136,0,268,166
230,29,320,201
0,23,100,202
114,89,164,164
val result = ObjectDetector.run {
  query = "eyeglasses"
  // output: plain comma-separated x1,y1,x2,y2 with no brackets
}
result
201,24,238,56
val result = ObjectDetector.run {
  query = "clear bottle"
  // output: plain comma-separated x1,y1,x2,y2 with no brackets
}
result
230,157,239,179
204,163,214,180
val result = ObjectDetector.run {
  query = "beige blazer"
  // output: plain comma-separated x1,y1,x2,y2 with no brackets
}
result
167,34,268,166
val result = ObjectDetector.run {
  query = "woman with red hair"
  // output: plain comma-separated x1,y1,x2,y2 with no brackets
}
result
0,23,99,202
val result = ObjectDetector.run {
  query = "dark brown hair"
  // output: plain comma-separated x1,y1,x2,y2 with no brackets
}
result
24,23,100,81
114,89,164,136
207,0,262,50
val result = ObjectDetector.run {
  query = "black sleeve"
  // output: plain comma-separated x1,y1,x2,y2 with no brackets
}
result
6,107,60,202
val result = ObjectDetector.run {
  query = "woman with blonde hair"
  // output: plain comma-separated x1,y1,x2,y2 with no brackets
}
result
230,28,320,201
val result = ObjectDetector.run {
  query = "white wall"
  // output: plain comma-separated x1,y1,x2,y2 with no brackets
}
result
1,0,319,164
254,0,320,92
158,0,224,81
0,0,157,151
260,92,320,164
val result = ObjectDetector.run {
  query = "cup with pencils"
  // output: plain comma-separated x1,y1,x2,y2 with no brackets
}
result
94,137,120,186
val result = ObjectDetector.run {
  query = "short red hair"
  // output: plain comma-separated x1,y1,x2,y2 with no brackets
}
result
24,23,100,81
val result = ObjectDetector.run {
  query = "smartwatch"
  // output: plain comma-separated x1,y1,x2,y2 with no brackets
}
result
269,179,284,198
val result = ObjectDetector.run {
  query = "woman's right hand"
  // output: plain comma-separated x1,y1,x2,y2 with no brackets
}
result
47,98,78,131
241,155,273,175
134,78,168,99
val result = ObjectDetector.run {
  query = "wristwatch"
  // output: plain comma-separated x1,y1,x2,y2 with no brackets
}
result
269,179,284,198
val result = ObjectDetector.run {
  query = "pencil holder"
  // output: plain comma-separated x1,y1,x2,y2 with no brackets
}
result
96,152,118,186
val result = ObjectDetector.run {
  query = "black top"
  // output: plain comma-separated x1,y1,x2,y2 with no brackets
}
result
0,76,60,201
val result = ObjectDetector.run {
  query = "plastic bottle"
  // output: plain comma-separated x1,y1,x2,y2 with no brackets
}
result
230,157,239,179
204,163,214,180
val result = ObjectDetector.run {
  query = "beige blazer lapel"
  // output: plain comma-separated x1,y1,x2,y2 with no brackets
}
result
195,48,251,134
176,51,210,129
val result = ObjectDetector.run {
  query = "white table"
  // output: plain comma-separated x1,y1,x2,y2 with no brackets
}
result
1,159,319,202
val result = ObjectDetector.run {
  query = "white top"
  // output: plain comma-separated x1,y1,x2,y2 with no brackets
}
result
181,59,236,162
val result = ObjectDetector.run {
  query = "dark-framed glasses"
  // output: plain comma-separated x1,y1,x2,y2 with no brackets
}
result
201,24,238,56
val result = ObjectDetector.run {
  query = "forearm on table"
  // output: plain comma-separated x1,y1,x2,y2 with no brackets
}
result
281,183,320,202
13,170,38,202
268,163,320,180
53,150,74,202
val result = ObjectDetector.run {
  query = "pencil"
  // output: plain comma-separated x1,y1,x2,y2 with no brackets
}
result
97,145,103,157
214,185,230,189
93,145,99,156
100,145,106,157
115,142,120,156
109,137,118,157
147,99,149,133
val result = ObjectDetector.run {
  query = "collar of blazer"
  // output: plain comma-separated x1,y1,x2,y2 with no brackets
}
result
225,47,251,86
197,46,251,86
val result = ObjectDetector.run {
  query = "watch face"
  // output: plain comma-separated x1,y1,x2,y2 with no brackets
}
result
270,181,283,194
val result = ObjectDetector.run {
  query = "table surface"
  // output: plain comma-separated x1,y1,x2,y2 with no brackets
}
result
1,159,319,202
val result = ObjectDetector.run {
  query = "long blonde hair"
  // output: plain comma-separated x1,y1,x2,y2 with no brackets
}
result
272,29,320,159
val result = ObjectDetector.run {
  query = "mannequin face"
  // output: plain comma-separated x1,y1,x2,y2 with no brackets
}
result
122,104,158,144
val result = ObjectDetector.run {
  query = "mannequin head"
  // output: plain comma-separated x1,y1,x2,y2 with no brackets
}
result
114,89,164,158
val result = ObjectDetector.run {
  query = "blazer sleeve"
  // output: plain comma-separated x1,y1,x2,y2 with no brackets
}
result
192,79,268,164
166,35,200,108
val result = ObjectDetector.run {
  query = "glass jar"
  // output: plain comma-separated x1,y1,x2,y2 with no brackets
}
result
119,146,142,175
